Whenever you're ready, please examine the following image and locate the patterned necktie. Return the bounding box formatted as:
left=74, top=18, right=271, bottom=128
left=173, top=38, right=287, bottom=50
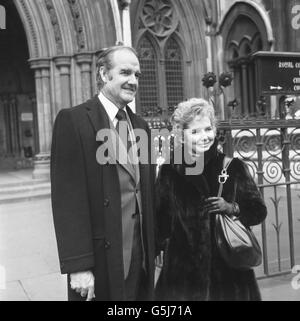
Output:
left=116, top=108, right=127, bottom=124
left=116, top=108, right=131, bottom=152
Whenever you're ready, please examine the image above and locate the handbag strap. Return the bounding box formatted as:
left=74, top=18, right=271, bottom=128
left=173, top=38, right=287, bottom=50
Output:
left=217, top=156, right=233, bottom=197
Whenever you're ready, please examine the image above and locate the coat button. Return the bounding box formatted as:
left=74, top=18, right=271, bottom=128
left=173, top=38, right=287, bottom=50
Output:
left=104, top=199, right=110, bottom=207
left=104, top=241, right=111, bottom=249
left=60, top=263, right=65, bottom=269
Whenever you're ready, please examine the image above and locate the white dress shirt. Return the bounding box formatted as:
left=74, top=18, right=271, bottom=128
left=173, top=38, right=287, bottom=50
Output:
left=98, top=92, right=129, bottom=127
left=98, top=92, right=137, bottom=163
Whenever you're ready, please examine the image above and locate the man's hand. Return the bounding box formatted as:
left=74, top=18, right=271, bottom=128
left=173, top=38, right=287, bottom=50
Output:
left=204, top=197, right=233, bottom=215
left=70, top=271, right=95, bottom=301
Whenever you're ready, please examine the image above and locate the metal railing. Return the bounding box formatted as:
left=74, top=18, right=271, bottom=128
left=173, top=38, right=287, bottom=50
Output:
left=218, top=119, right=300, bottom=278
left=153, top=117, right=300, bottom=278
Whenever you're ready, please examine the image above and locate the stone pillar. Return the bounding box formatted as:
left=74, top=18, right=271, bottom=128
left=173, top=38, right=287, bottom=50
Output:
left=54, top=56, right=72, bottom=109
left=75, top=52, right=93, bottom=102
left=205, top=25, right=213, bottom=73
left=0, top=94, right=20, bottom=156
left=247, top=64, right=255, bottom=115
left=110, top=0, right=123, bottom=44
left=9, top=95, right=20, bottom=156
left=119, top=0, right=136, bottom=112
left=241, top=61, right=249, bottom=116
left=29, top=94, right=39, bottom=155
left=119, top=0, right=132, bottom=46
left=29, top=58, right=52, bottom=180
left=1, top=95, right=12, bottom=156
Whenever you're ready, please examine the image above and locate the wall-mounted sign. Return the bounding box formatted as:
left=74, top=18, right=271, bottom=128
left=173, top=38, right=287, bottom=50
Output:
left=252, top=51, right=300, bottom=95
left=21, top=113, right=33, bottom=122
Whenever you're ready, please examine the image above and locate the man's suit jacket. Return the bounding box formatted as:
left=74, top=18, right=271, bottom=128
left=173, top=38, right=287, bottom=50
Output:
left=51, top=95, right=155, bottom=301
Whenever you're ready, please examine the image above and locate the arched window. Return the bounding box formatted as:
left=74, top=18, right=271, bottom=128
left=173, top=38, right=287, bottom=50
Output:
left=135, top=0, right=185, bottom=119
left=137, top=34, right=185, bottom=117
left=226, top=17, right=264, bottom=116
left=219, top=2, right=272, bottom=118
left=138, top=37, right=159, bottom=117
left=165, top=37, right=184, bottom=108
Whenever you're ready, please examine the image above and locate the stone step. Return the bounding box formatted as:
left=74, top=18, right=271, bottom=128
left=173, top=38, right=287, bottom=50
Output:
left=0, top=182, right=51, bottom=204
left=0, top=157, right=33, bottom=171
left=0, top=182, right=50, bottom=195
left=0, top=179, right=49, bottom=189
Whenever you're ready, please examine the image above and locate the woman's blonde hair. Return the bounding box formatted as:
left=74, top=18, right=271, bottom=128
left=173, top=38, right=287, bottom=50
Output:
left=171, top=98, right=217, bottom=139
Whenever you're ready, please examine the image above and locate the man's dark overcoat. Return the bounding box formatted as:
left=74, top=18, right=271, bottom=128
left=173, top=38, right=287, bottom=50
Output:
left=51, top=96, right=155, bottom=301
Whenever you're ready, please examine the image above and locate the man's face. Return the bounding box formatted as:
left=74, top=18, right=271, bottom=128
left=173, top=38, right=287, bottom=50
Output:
left=101, top=49, right=141, bottom=109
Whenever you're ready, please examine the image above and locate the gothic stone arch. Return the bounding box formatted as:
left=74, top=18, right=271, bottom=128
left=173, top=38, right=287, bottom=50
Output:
left=11, top=0, right=120, bottom=178
left=218, top=1, right=274, bottom=117
left=132, top=0, right=209, bottom=119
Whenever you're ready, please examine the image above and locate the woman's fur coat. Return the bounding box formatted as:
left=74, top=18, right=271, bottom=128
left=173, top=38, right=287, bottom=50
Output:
left=155, top=145, right=267, bottom=301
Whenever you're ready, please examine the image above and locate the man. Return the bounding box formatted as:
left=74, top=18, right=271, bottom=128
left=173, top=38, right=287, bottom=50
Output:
left=51, top=46, right=155, bottom=301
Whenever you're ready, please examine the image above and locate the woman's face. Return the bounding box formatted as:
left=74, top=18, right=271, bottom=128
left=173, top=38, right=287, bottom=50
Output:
left=184, top=115, right=216, bottom=157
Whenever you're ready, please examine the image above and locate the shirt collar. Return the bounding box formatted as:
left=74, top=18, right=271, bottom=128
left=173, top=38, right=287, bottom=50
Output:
left=98, top=92, right=127, bottom=123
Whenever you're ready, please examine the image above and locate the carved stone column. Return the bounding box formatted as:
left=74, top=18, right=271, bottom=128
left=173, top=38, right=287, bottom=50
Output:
left=119, top=0, right=137, bottom=111
left=9, top=95, right=20, bottom=156
left=119, top=0, right=132, bottom=46
left=1, top=95, right=12, bottom=156
left=29, top=58, right=52, bottom=180
left=29, top=94, right=39, bottom=154
left=75, top=52, right=93, bottom=102
left=54, top=56, right=72, bottom=109
left=241, top=60, right=249, bottom=116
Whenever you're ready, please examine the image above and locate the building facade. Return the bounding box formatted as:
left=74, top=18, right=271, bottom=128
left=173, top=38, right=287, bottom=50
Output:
left=0, top=0, right=298, bottom=178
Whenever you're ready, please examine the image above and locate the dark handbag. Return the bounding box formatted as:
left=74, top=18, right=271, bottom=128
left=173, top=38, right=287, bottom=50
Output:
left=214, top=157, right=262, bottom=270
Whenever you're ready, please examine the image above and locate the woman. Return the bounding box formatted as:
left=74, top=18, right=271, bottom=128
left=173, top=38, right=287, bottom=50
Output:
left=155, top=98, right=267, bottom=301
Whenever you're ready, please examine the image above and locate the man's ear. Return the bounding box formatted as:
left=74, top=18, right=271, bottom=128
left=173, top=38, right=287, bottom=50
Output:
left=99, top=66, right=108, bottom=83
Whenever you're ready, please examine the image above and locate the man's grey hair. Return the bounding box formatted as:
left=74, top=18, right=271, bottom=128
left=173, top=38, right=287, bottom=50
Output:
left=96, top=45, right=139, bottom=91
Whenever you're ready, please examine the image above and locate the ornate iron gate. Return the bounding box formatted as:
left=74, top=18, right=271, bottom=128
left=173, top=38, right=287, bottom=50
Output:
left=218, top=118, right=300, bottom=278
left=152, top=112, right=300, bottom=278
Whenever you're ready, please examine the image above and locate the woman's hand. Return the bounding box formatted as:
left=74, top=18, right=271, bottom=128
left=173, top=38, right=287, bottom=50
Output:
left=204, top=197, right=233, bottom=215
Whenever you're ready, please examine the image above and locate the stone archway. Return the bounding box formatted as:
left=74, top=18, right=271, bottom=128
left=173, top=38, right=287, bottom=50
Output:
left=8, top=0, right=120, bottom=179
left=218, top=1, right=274, bottom=117
left=132, top=0, right=209, bottom=120
left=0, top=0, right=36, bottom=170
left=218, top=1, right=274, bottom=56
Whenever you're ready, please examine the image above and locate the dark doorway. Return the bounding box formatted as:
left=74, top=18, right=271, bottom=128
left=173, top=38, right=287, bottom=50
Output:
left=0, top=0, right=37, bottom=170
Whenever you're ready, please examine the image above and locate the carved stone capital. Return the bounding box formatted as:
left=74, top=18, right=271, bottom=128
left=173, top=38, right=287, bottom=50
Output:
left=29, top=58, right=51, bottom=70
left=53, top=55, right=72, bottom=68
left=54, top=56, right=72, bottom=76
left=74, top=52, right=93, bottom=65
